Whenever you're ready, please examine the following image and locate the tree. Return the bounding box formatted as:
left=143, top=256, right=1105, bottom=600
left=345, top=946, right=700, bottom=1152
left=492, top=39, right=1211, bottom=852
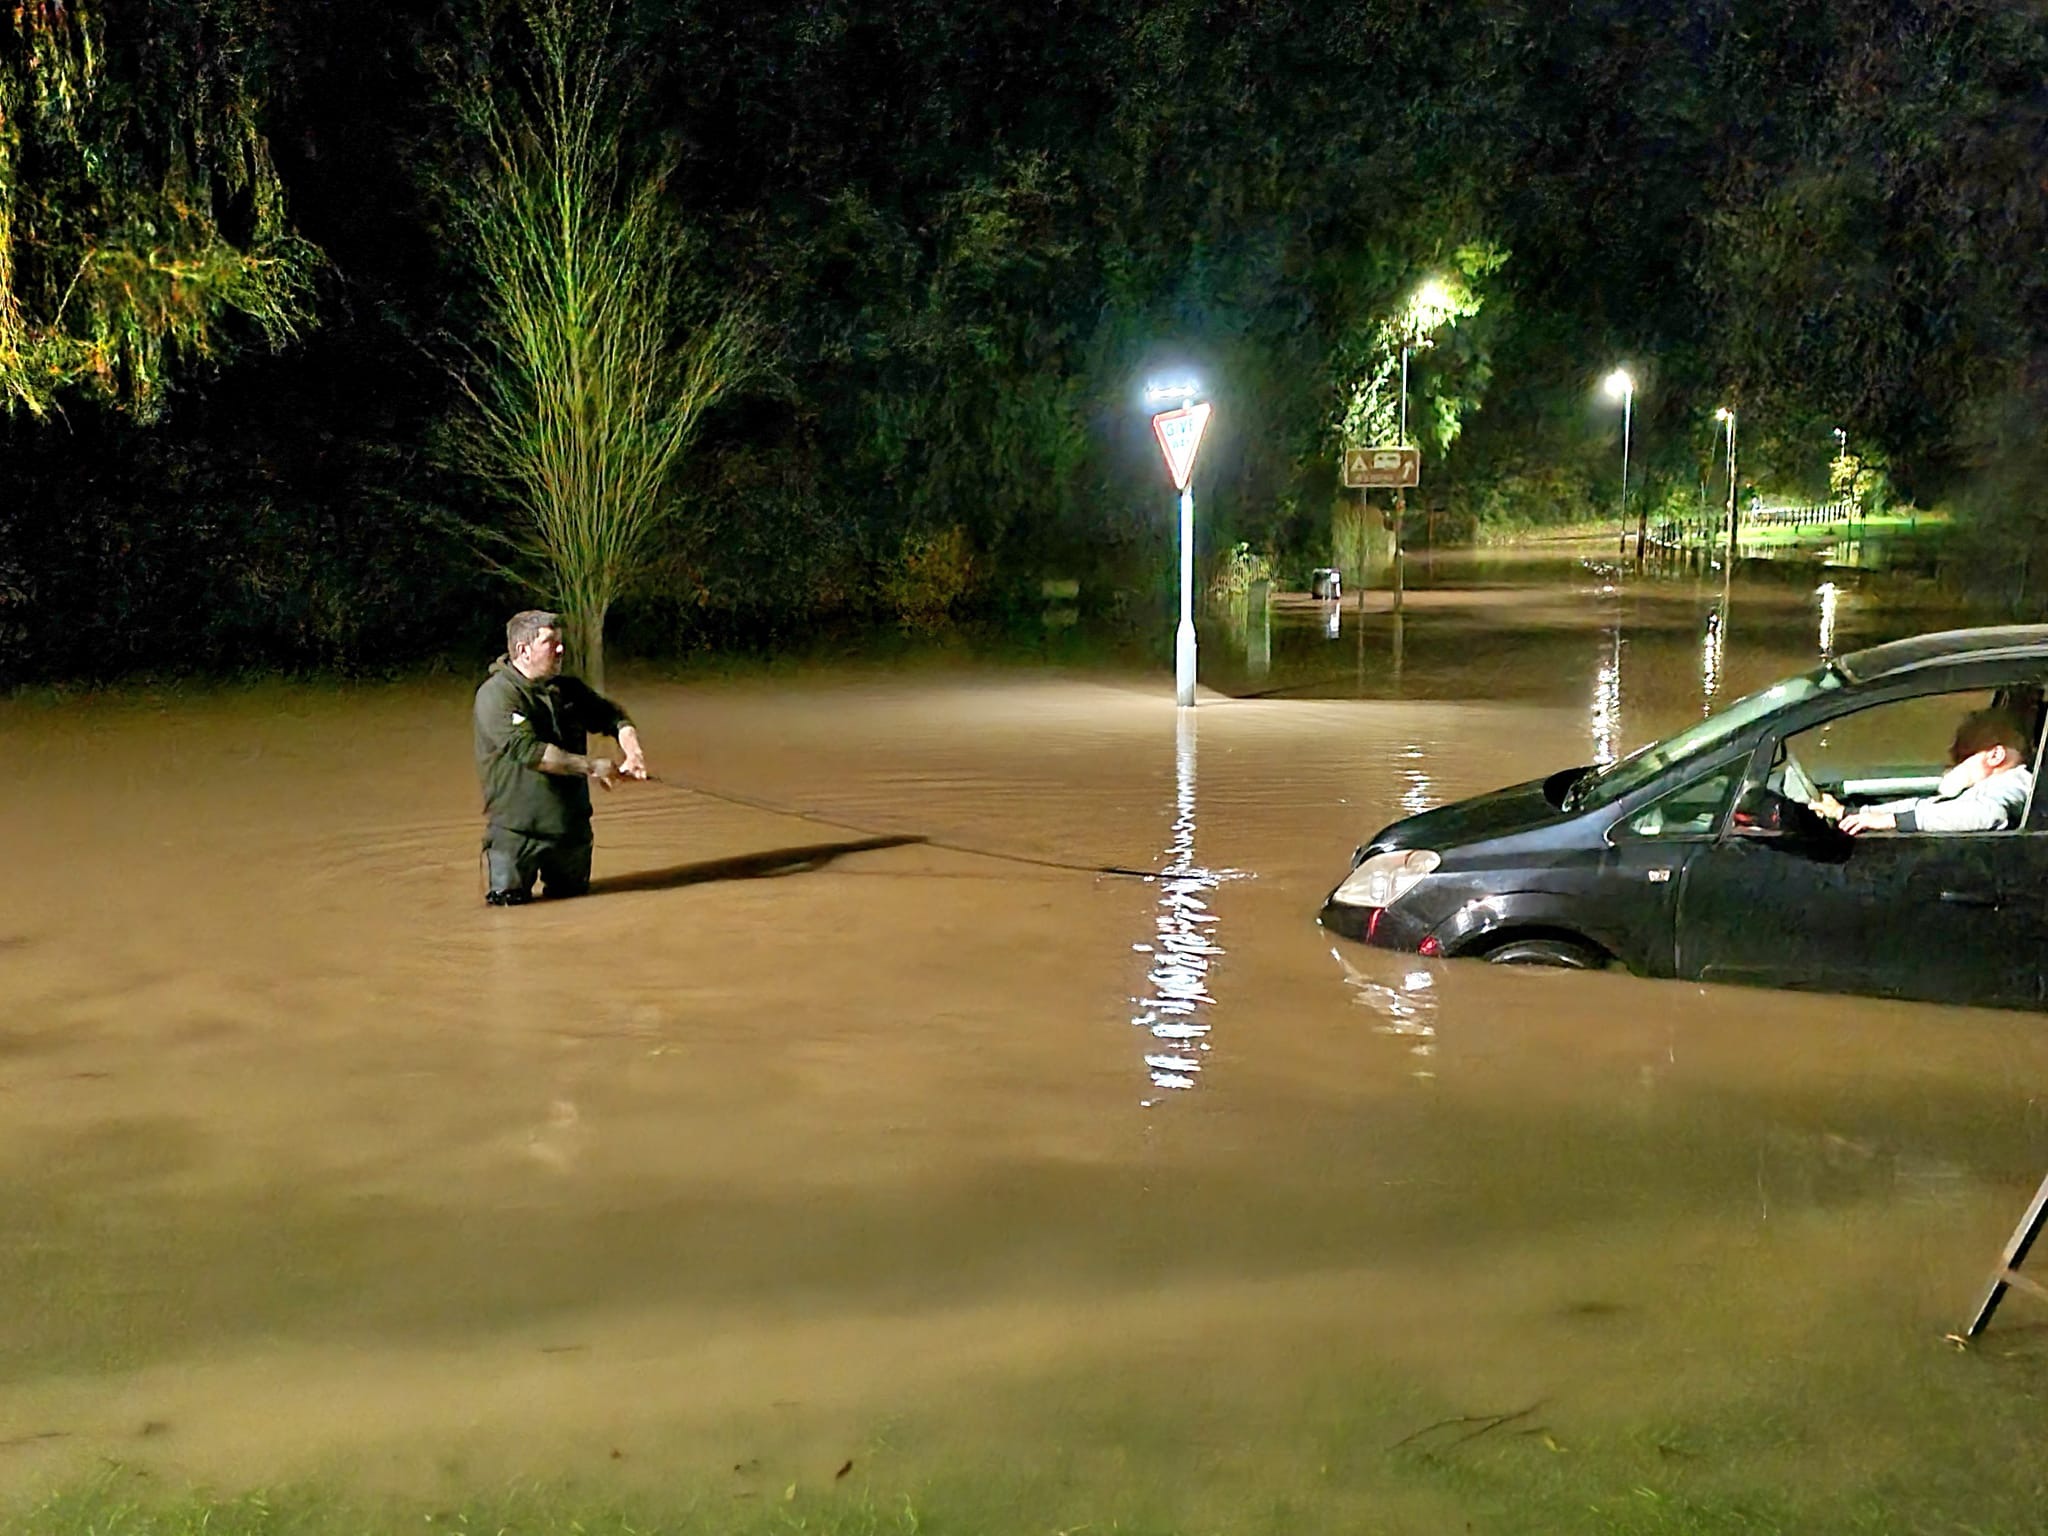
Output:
left=439, top=0, right=766, bottom=688
left=0, top=0, right=317, bottom=419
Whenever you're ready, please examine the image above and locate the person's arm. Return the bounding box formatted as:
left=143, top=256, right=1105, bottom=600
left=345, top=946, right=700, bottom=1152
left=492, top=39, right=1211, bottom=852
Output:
left=1844, top=778, right=2020, bottom=834
left=538, top=743, right=620, bottom=787
left=1892, top=776, right=2025, bottom=833
left=560, top=678, right=647, bottom=778
left=615, top=722, right=648, bottom=778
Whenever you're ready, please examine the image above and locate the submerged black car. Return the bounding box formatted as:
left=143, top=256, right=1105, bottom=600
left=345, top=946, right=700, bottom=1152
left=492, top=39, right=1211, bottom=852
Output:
left=1319, top=626, right=2048, bottom=1010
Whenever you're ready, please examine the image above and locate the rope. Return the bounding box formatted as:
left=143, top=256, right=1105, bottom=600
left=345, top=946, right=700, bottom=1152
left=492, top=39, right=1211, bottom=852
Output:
left=637, top=775, right=1171, bottom=880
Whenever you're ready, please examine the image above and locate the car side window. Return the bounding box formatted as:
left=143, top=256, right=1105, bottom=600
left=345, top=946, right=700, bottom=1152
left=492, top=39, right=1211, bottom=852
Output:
left=1776, top=688, right=2000, bottom=802
left=1615, top=759, right=1742, bottom=841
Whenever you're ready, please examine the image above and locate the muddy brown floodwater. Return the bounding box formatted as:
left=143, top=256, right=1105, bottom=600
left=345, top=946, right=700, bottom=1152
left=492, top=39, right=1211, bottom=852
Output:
left=5, top=550, right=2048, bottom=1531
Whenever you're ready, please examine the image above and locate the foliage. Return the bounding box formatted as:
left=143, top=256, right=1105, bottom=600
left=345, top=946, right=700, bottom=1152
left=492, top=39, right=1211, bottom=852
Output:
left=1333, top=248, right=1504, bottom=460
left=1206, top=541, right=1273, bottom=602
left=878, top=523, right=977, bottom=630
left=1457, top=459, right=1604, bottom=541
left=9, top=0, right=2048, bottom=680
left=435, top=0, right=768, bottom=687
left=1829, top=450, right=1891, bottom=517
left=0, top=0, right=318, bottom=420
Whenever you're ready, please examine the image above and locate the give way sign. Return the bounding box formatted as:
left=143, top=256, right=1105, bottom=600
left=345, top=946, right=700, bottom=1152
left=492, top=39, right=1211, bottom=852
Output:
left=1151, top=402, right=1212, bottom=491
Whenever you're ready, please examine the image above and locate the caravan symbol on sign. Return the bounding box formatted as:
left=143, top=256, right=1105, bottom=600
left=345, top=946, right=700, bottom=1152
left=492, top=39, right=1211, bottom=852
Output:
left=1342, top=447, right=1419, bottom=489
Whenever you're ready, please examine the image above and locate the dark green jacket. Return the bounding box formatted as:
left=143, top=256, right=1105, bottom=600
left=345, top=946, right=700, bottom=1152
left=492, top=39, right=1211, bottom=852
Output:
left=474, top=659, right=632, bottom=837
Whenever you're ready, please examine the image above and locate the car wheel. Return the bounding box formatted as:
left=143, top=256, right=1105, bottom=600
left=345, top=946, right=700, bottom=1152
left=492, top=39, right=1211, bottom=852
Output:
left=1482, top=936, right=1605, bottom=969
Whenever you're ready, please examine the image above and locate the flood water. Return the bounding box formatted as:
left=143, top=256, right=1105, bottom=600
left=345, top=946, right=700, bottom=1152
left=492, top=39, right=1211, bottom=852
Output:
left=5, top=548, right=2048, bottom=1531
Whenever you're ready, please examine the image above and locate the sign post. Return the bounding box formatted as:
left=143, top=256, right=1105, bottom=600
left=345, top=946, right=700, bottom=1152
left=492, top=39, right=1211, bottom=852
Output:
left=1149, top=388, right=1213, bottom=708
left=1342, top=446, right=1421, bottom=615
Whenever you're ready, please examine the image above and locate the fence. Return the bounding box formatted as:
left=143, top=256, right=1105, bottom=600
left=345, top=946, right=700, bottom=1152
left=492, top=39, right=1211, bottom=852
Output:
left=1649, top=499, right=1865, bottom=549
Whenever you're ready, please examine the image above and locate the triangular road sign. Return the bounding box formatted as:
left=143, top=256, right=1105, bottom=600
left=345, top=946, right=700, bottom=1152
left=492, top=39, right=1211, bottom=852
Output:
left=1151, top=402, right=1212, bottom=491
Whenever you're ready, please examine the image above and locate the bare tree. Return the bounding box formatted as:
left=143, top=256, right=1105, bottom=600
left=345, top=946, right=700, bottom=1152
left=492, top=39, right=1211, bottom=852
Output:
left=443, top=0, right=764, bottom=688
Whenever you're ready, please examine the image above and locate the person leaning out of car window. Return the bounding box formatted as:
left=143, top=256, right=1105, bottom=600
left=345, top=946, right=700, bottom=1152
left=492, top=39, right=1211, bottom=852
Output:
left=1815, top=708, right=2035, bottom=835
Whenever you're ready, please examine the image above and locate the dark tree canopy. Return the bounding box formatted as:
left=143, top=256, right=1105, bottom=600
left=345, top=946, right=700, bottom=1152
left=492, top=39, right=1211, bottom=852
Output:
left=4, top=0, right=2046, bottom=683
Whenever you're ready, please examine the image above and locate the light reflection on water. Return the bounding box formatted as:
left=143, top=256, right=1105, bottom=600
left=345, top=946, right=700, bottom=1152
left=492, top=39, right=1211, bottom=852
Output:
left=1128, top=713, right=1234, bottom=1099
left=1590, top=623, right=1624, bottom=766
left=1331, top=947, right=1440, bottom=1080
left=1700, top=601, right=1726, bottom=717
left=1398, top=742, right=1433, bottom=817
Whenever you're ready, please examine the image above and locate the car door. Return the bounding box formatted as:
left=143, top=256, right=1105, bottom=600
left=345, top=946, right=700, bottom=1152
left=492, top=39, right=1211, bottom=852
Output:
left=1597, top=753, right=1750, bottom=979
left=1673, top=809, right=1865, bottom=996
left=1677, top=694, right=2048, bottom=1008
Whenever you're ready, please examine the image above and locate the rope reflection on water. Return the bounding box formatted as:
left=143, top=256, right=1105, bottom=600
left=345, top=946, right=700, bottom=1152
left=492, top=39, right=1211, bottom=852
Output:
left=1129, top=713, right=1232, bottom=1098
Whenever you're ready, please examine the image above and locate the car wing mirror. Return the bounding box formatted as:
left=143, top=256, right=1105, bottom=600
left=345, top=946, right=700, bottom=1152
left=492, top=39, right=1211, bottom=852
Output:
left=1731, top=783, right=1792, bottom=837
left=1730, top=784, right=1849, bottom=859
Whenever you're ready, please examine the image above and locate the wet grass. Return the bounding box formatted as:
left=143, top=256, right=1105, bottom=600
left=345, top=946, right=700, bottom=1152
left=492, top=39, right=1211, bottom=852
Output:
left=15, top=1353, right=2048, bottom=1536
left=12, top=1452, right=2048, bottom=1536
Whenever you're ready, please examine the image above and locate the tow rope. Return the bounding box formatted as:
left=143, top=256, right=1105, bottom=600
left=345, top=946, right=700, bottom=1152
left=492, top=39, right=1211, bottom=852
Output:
left=639, top=775, right=1174, bottom=881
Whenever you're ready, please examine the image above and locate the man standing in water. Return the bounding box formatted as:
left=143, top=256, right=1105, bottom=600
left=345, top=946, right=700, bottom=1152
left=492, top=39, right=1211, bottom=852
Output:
left=475, top=610, right=649, bottom=905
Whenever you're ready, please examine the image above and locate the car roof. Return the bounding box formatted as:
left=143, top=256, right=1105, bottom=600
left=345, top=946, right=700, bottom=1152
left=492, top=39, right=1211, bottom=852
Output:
left=1835, top=625, right=2048, bottom=685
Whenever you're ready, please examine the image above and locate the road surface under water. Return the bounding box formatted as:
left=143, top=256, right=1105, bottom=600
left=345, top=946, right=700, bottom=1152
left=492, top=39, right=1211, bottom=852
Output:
left=4, top=549, right=2047, bottom=1531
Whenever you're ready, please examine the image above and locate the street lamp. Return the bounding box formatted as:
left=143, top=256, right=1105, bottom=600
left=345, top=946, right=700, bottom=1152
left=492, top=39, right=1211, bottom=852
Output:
left=1146, top=378, right=1212, bottom=708
left=1400, top=278, right=1455, bottom=446
left=1715, top=406, right=1738, bottom=562
left=1603, top=368, right=1636, bottom=556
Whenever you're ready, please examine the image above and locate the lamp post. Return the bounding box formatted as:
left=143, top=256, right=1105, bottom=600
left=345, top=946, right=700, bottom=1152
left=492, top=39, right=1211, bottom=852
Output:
left=1603, top=368, right=1636, bottom=557
left=1401, top=279, right=1452, bottom=447
left=1147, top=379, right=1213, bottom=708
left=1715, top=406, right=1738, bottom=563
left=1831, top=426, right=1848, bottom=511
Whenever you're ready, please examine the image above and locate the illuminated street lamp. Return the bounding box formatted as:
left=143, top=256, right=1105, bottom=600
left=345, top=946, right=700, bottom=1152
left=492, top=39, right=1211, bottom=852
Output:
left=1715, top=406, right=1738, bottom=561
left=1146, top=378, right=1213, bottom=708
left=1400, top=278, right=1455, bottom=444
left=1603, top=368, right=1636, bottom=556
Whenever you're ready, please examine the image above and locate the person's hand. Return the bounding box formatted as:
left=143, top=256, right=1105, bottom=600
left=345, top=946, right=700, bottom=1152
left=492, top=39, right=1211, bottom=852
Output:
left=587, top=757, right=621, bottom=791
left=616, top=725, right=649, bottom=780
left=1814, top=792, right=1844, bottom=821
left=1839, top=807, right=1894, bottom=835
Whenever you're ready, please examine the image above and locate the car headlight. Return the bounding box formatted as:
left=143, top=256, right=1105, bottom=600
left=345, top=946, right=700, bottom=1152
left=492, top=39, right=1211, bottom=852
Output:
left=1329, top=848, right=1441, bottom=909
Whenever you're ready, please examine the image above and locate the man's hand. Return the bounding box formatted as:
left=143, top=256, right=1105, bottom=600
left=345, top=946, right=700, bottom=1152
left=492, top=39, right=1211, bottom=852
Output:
left=1814, top=792, right=1844, bottom=821
left=587, top=757, right=621, bottom=791
left=616, top=723, right=649, bottom=780
left=1839, top=807, right=1895, bottom=835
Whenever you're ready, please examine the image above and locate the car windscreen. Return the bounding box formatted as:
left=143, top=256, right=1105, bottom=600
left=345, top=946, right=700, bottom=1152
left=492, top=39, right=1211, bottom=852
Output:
left=1567, top=666, right=1842, bottom=811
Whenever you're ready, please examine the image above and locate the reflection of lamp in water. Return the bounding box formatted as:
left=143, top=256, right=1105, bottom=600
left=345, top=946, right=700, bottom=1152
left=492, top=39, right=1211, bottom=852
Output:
left=1129, top=713, right=1227, bottom=1098
left=1591, top=625, right=1623, bottom=765
left=1700, top=606, right=1724, bottom=717
left=1399, top=742, right=1433, bottom=816
left=1816, top=581, right=1840, bottom=657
